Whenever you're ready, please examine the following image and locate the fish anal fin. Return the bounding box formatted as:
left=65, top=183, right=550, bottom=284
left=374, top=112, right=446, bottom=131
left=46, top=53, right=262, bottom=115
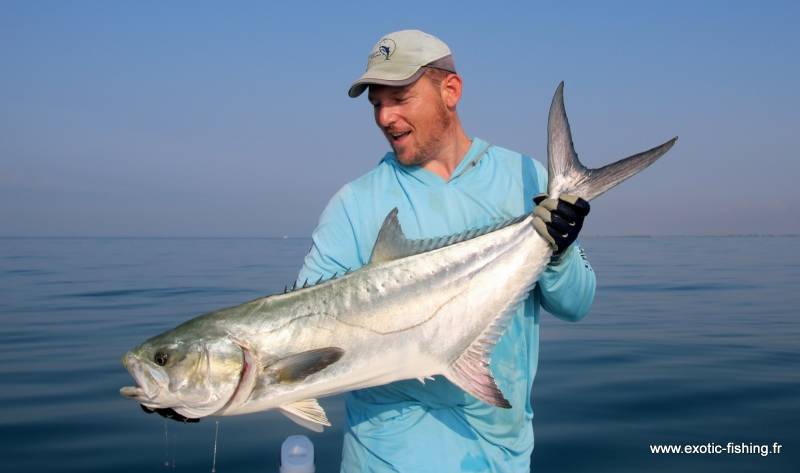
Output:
left=444, top=257, right=547, bottom=409
left=279, top=398, right=331, bottom=432
left=446, top=349, right=511, bottom=409
left=266, top=347, right=344, bottom=384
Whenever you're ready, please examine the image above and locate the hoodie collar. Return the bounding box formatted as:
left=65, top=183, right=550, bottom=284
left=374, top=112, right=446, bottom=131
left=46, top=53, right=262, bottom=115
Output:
left=382, top=137, right=490, bottom=186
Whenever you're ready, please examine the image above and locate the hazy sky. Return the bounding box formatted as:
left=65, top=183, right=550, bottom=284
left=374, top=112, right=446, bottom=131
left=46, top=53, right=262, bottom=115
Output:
left=1, top=1, right=798, bottom=237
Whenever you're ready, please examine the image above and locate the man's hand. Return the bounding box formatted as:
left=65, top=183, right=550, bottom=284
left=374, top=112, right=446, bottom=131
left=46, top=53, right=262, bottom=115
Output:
left=533, top=194, right=590, bottom=257
left=140, top=404, right=200, bottom=423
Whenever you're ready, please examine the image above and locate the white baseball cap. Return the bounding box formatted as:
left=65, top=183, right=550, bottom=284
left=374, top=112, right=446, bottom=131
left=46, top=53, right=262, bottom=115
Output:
left=348, top=29, right=456, bottom=98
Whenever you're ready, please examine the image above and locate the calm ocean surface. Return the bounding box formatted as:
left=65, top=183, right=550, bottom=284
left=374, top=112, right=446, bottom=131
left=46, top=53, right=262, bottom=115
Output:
left=1, top=236, right=798, bottom=472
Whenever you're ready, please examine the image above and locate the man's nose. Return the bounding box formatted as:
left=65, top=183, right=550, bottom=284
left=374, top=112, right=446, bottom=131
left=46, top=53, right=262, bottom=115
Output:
left=375, top=105, right=395, bottom=128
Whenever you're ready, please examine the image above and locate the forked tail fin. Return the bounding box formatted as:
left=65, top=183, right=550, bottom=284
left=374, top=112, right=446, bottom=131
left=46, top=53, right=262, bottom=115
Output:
left=547, top=82, right=677, bottom=201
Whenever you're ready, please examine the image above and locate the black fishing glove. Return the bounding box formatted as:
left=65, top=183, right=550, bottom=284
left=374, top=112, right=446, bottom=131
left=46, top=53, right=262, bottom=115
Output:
left=140, top=404, right=200, bottom=423
left=533, top=193, right=590, bottom=257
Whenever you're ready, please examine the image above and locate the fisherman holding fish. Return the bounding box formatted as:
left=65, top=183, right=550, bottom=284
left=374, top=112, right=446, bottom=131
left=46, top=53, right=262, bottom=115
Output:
left=121, top=27, right=675, bottom=471
left=298, top=30, right=596, bottom=472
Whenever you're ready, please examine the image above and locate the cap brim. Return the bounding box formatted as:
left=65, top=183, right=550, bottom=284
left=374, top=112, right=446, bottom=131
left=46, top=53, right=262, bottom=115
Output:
left=347, top=66, right=425, bottom=98
left=348, top=67, right=428, bottom=97
left=347, top=55, right=457, bottom=98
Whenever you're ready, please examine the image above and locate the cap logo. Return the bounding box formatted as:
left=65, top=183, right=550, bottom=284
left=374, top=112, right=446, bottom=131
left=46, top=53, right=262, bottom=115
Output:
left=373, top=38, right=396, bottom=61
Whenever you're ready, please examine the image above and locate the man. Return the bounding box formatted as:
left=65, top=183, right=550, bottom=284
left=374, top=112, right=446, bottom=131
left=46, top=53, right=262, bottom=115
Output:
left=297, top=30, right=595, bottom=472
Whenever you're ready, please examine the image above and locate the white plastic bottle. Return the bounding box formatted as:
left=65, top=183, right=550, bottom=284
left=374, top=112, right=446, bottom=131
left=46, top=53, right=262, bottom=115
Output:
left=280, top=435, right=315, bottom=473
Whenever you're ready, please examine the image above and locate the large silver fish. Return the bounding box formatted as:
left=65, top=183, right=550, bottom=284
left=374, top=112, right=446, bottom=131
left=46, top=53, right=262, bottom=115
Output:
left=120, top=83, right=676, bottom=431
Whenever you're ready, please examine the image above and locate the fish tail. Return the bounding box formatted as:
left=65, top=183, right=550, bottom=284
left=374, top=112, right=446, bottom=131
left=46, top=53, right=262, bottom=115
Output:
left=545, top=82, right=677, bottom=201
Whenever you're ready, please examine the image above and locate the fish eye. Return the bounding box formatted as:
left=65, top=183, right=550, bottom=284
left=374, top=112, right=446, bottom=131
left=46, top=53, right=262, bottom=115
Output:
left=154, top=351, right=169, bottom=366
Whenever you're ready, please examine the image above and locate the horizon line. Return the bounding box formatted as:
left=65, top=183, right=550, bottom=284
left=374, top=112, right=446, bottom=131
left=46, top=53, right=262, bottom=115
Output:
left=1, top=234, right=798, bottom=240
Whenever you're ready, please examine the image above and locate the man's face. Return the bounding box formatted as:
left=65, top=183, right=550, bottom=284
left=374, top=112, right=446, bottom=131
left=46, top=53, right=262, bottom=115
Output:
left=368, top=73, right=452, bottom=167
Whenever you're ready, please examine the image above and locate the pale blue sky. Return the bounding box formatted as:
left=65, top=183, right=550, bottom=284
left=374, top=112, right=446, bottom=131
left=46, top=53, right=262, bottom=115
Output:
left=1, top=1, right=798, bottom=236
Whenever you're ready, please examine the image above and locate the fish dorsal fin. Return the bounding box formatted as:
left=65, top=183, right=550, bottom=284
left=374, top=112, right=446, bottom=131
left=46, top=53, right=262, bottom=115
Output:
left=265, top=347, right=345, bottom=384
left=369, top=208, right=529, bottom=264
left=279, top=399, right=331, bottom=432
left=369, top=208, right=410, bottom=263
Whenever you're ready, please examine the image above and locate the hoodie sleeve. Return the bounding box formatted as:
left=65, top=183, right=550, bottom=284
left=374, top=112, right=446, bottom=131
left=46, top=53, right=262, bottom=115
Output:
left=297, top=186, right=364, bottom=286
left=537, top=243, right=596, bottom=321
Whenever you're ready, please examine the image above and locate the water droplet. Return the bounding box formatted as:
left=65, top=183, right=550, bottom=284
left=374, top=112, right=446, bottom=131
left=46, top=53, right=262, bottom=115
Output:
left=163, top=419, right=170, bottom=468
left=210, top=421, right=220, bottom=472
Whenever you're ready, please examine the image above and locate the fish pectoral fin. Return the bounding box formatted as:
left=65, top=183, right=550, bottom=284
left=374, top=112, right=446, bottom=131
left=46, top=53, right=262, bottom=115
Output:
left=446, top=350, right=511, bottom=409
left=278, top=399, right=331, bottom=432
left=265, top=347, right=345, bottom=384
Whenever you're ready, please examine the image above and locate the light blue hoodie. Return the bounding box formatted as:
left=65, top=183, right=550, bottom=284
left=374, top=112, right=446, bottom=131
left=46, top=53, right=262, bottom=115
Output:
left=297, top=137, right=596, bottom=472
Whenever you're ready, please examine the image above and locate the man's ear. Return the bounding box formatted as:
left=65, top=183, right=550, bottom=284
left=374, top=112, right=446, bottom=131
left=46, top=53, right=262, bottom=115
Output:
left=441, top=73, right=463, bottom=109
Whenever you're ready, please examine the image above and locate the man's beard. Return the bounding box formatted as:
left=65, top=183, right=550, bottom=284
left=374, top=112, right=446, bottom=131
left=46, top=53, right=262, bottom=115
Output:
left=394, top=102, right=452, bottom=167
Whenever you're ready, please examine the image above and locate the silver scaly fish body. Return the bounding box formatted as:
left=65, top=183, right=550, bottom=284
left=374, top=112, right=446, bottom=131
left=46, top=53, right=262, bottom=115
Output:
left=216, top=214, right=547, bottom=416
left=121, top=83, right=677, bottom=431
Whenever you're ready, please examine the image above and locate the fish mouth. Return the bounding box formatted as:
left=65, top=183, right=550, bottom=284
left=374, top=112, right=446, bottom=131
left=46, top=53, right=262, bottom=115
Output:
left=119, top=352, right=161, bottom=405
left=119, top=382, right=158, bottom=405
left=120, top=385, right=147, bottom=399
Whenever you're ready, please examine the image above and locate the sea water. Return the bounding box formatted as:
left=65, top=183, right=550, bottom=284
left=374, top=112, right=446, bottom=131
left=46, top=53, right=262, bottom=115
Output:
left=0, top=236, right=797, bottom=472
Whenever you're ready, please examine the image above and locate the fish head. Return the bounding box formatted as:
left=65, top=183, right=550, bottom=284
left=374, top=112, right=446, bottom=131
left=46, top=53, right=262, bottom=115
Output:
left=120, top=328, right=244, bottom=419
